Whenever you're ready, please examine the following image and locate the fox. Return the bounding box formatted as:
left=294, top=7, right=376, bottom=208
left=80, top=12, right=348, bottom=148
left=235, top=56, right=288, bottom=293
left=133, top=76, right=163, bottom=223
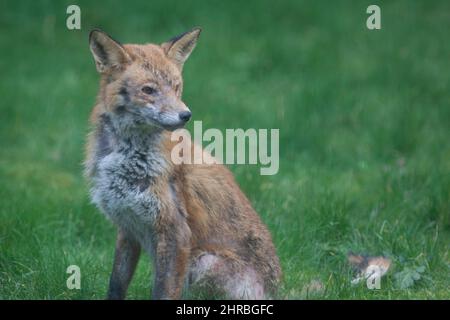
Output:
left=84, top=27, right=282, bottom=300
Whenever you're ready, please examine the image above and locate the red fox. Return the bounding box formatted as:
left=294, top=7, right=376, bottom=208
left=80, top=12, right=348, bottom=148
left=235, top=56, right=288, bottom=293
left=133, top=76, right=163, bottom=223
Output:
left=84, top=27, right=281, bottom=299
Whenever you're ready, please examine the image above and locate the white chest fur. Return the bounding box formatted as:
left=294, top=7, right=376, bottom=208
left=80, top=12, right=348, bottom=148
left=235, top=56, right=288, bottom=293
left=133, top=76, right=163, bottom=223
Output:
left=90, top=144, right=167, bottom=232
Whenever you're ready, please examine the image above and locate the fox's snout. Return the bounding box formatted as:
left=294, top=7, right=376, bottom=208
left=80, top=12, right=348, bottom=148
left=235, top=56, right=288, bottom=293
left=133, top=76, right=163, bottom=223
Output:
left=170, top=99, right=192, bottom=124
left=142, top=94, right=192, bottom=130
left=133, top=90, right=190, bottom=130
left=159, top=108, right=192, bottom=130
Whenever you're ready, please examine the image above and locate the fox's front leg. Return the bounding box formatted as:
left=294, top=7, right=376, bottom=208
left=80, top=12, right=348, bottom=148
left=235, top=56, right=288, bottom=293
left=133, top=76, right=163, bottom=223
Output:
left=107, top=229, right=141, bottom=300
left=152, top=218, right=191, bottom=300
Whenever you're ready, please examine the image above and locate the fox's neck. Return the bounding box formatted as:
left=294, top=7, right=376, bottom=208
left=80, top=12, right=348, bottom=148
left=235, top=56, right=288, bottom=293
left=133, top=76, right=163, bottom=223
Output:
left=99, top=113, right=165, bottom=155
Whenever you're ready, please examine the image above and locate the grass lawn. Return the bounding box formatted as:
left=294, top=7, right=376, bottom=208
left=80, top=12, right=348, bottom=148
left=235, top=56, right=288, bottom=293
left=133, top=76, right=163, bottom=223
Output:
left=0, top=0, right=449, bottom=299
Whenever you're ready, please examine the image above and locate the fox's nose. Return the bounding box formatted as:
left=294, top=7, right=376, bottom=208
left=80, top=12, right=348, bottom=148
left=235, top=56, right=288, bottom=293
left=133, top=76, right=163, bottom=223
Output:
left=179, top=111, right=192, bottom=122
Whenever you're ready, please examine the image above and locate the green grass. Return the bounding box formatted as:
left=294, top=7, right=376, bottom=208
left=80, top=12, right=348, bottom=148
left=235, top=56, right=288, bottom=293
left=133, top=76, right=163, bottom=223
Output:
left=0, top=0, right=449, bottom=299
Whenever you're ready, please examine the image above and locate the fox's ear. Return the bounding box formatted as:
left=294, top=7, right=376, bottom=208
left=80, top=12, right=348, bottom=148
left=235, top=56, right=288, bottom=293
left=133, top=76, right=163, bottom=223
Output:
left=89, top=29, right=131, bottom=73
left=162, top=27, right=201, bottom=70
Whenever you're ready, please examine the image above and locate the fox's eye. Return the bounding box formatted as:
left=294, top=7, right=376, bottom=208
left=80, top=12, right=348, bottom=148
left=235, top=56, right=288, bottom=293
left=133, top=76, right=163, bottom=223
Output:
left=142, top=86, right=157, bottom=95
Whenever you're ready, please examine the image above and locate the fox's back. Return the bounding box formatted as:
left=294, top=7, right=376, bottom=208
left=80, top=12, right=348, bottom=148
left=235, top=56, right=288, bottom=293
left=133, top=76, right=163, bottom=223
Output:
left=162, top=134, right=281, bottom=291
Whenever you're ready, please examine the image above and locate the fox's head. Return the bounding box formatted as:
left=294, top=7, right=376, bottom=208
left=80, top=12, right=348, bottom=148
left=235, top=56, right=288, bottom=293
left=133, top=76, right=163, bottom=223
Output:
left=89, top=28, right=201, bottom=131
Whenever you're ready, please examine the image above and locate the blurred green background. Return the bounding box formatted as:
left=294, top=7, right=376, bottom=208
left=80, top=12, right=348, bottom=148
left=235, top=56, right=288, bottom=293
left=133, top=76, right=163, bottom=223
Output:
left=0, top=0, right=449, bottom=299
